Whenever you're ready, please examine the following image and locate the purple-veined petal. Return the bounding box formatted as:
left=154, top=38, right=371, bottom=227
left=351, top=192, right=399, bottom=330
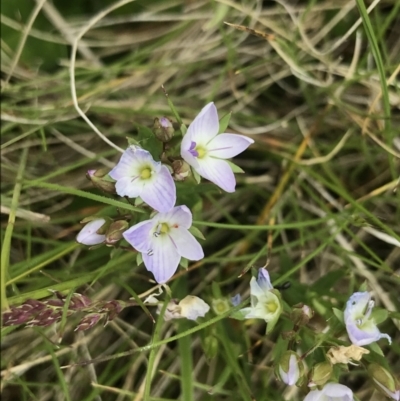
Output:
left=123, top=220, right=154, bottom=252
left=207, top=134, right=254, bottom=159
left=76, top=219, right=106, bottom=245
left=195, top=157, right=236, bottom=192
left=109, top=147, right=141, bottom=180
left=187, top=102, right=219, bottom=143
left=115, top=176, right=143, bottom=198
left=161, top=205, right=192, bottom=229
left=168, top=227, right=204, bottom=260
left=257, top=268, right=273, bottom=291
left=345, top=320, right=390, bottom=346
left=140, top=165, right=176, bottom=212
left=143, top=235, right=181, bottom=283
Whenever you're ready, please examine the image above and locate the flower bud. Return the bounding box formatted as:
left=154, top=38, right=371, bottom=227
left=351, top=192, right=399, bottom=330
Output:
left=172, top=160, right=191, bottom=181
left=203, top=335, right=219, bottom=361
left=290, top=303, right=314, bottom=326
left=368, top=363, right=400, bottom=400
left=212, top=298, right=231, bottom=315
left=308, top=361, right=333, bottom=388
left=275, top=351, right=304, bottom=386
left=105, top=220, right=129, bottom=244
left=76, top=218, right=108, bottom=246
left=86, top=168, right=116, bottom=194
left=153, top=117, right=174, bottom=142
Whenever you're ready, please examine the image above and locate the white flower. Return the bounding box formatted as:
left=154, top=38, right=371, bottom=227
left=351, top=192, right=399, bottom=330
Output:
left=76, top=219, right=106, bottom=245
left=109, top=147, right=176, bottom=212
left=181, top=102, right=253, bottom=192
left=344, top=292, right=391, bottom=346
left=304, top=383, right=354, bottom=401
left=234, top=269, right=282, bottom=333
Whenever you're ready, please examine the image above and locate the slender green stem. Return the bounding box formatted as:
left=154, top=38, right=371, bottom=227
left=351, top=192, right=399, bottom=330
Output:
left=1, top=147, right=28, bottom=311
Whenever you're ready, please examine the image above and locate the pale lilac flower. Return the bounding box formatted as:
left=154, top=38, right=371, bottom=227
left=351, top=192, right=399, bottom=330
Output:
left=181, top=102, right=254, bottom=192
left=238, top=269, right=282, bottom=329
left=344, top=292, right=391, bottom=346
left=109, top=147, right=176, bottom=212
left=123, top=205, right=204, bottom=283
left=304, top=383, right=354, bottom=401
left=76, top=219, right=106, bottom=245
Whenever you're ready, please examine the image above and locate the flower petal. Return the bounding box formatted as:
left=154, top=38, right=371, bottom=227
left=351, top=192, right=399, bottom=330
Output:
left=181, top=132, right=200, bottom=169
left=162, top=205, right=193, bottom=229
left=143, top=236, right=180, bottom=283
left=207, top=134, right=253, bottom=159
left=324, top=383, right=353, bottom=398
left=169, top=227, right=204, bottom=260
left=76, top=219, right=106, bottom=245
left=303, top=388, right=322, bottom=401
left=187, top=102, right=219, bottom=143
left=257, top=268, right=273, bottom=291
left=344, top=292, right=370, bottom=321
left=123, top=220, right=154, bottom=252
left=115, top=176, right=143, bottom=198
left=249, top=277, right=265, bottom=299
left=195, top=157, right=236, bottom=192
left=109, top=147, right=141, bottom=180
left=140, top=165, right=176, bottom=212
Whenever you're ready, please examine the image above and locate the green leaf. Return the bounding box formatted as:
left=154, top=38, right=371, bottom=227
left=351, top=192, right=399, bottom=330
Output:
left=180, top=257, right=188, bottom=269
left=367, top=342, right=384, bottom=356
left=127, top=137, right=139, bottom=147
left=189, top=226, right=205, bottom=240
left=358, top=281, right=368, bottom=292
left=226, top=160, right=245, bottom=174
left=218, top=111, right=232, bottom=134
left=136, top=252, right=143, bottom=266
left=371, top=308, right=388, bottom=325
left=137, top=125, right=162, bottom=160
left=332, top=308, right=344, bottom=324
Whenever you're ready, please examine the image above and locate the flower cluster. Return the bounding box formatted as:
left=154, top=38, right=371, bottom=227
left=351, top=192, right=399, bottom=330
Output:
left=77, top=102, right=253, bottom=283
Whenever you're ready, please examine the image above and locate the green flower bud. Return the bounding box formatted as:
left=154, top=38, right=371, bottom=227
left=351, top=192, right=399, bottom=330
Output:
left=172, top=160, right=191, bottom=181
left=87, top=169, right=116, bottom=194
left=308, top=361, right=333, bottom=388
left=212, top=298, right=231, bottom=316
left=275, top=351, right=305, bottom=386
left=203, top=335, right=219, bottom=361
left=105, top=220, right=129, bottom=244
left=368, top=363, right=399, bottom=400
left=153, top=117, right=174, bottom=142
left=290, top=303, right=314, bottom=326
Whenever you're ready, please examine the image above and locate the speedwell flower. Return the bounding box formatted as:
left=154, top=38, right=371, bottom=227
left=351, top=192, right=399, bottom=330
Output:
left=344, top=292, right=391, bottom=346
left=304, top=383, right=354, bottom=401
left=76, top=218, right=107, bottom=245
left=123, top=205, right=204, bottom=283
left=109, top=147, right=176, bottom=212
left=237, top=268, right=282, bottom=332
left=181, top=102, right=254, bottom=192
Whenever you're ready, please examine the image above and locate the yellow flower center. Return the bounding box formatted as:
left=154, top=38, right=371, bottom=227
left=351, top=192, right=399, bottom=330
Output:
left=140, top=167, right=152, bottom=179
left=266, top=301, right=278, bottom=313
left=196, top=146, right=206, bottom=159
left=160, top=223, right=170, bottom=234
